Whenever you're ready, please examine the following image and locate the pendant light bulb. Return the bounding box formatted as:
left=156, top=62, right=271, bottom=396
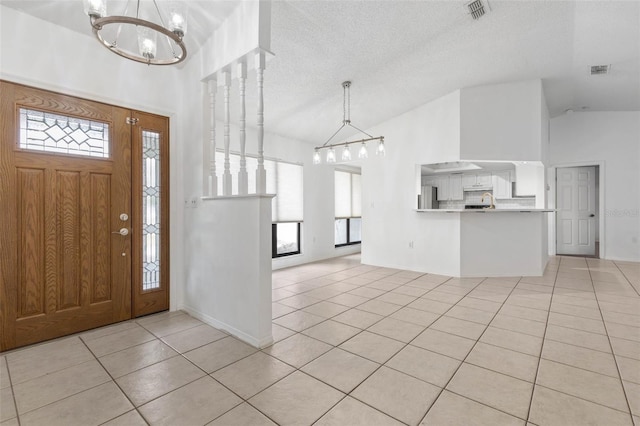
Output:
left=313, top=149, right=321, bottom=165
left=376, top=139, right=386, bottom=157
left=341, top=144, right=352, bottom=161
left=326, top=147, right=336, bottom=163
left=358, top=142, right=368, bottom=159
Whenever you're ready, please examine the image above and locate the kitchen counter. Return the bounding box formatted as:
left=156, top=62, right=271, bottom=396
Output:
left=413, top=210, right=550, bottom=277
left=415, top=209, right=554, bottom=213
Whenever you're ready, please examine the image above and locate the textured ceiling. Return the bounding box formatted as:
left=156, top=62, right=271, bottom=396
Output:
left=2, top=0, right=639, bottom=146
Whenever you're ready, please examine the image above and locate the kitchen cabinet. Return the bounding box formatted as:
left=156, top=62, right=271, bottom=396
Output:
left=435, top=176, right=449, bottom=201
left=493, top=171, right=513, bottom=199
left=435, top=174, right=463, bottom=201
left=476, top=173, right=492, bottom=186
left=422, top=176, right=437, bottom=187
left=450, top=174, right=463, bottom=200
left=462, top=172, right=492, bottom=188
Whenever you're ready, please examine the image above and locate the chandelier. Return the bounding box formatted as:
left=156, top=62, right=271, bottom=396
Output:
left=313, top=81, right=385, bottom=165
left=83, top=0, right=188, bottom=65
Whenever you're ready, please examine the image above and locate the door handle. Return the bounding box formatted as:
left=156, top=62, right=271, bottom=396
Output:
left=112, top=228, right=130, bottom=236
left=589, top=214, right=595, bottom=217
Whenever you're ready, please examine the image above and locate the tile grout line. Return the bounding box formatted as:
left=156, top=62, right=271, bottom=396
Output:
left=264, top=268, right=463, bottom=426
left=416, top=274, right=538, bottom=424
left=522, top=256, right=561, bottom=423
left=586, top=260, right=637, bottom=425
left=78, top=336, right=151, bottom=426
left=3, top=355, right=21, bottom=426
left=611, top=260, right=640, bottom=298
left=263, top=262, right=427, bottom=425
left=309, top=271, right=466, bottom=425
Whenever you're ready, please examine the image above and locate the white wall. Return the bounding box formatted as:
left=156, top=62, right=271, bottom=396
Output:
left=361, top=91, right=462, bottom=273
left=182, top=196, right=273, bottom=347
left=460, top=79, right=544, bottom=162
left=550, top=112, right=640, bottom=262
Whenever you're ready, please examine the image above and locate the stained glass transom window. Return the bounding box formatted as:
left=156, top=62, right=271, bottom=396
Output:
left=19, top=108, right=110, bottom=158
left=142, top=130, right=161, bottom=291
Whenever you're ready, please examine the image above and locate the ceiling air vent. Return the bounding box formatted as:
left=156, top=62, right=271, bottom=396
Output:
left=466, top=0, right=488, bottom=20
left=590, top=65, right=610, bottom=75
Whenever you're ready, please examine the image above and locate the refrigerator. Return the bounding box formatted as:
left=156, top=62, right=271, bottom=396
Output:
left=418, top=185, right=438, bottom=209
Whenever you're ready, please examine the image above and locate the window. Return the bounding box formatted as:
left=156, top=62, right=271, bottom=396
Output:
left=214, top=151, right=303, bottom=257
left=141, top=130, right=161, bottom=291
left=268, top=159, right=303, bottom=257
left=335, top=170, right=362, bottom=246
left=19, top=107, right=110, bottom=158
left=272, top=222, right=301, bottom=257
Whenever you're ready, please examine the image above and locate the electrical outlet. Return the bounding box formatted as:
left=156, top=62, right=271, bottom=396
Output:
left=191, top=197, right=199, bottom=208
left=184, top=199, right=190, bottom=209
left=409, top=241, right=414, bottom=248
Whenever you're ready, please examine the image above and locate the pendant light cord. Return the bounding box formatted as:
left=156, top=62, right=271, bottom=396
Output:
left=321, top=81, right=373, bottom=147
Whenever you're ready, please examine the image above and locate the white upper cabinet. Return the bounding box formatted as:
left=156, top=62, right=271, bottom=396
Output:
left=449, top=174, right=463, bottom=200
left=462, top=174, right=476, bottom=187
left=493, top=171, right=513, bottom=199
left=435, top=176, right=450, bottom=201
left=476, top=173, right=492, bottom=186
left=462, top=172, right=492, bottom=188
left=434, top=174, right=463, bottom=201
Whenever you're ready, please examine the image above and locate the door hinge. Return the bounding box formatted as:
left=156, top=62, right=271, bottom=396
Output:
left=126, top=117, right=139, bottom=125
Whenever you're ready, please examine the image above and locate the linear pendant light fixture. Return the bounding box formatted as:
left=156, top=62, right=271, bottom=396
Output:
left=83, top=0, right=187, bottom=65
left=313, top=81, right=385, bottom=165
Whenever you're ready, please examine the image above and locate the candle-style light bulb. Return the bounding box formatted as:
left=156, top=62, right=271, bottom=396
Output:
left=137, top=27, right=157, bottom=60
left=358, top=142, right=368, bottom=159
left=168, top=2, right=187, bottom=37
left=326, top=147, right=336, bottom=163
left=341, top=144, right=351, bottom=161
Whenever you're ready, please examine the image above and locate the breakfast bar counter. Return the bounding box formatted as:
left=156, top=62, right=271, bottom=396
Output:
left=414, top=209, right=552, bottom=277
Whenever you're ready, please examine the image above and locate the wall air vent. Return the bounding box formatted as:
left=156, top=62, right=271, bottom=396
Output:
left=590, top=65, right=610, bottom=75
left=466, top=0, right=488, bottom=20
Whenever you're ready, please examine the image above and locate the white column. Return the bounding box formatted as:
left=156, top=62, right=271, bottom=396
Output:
left=222, top=71, right=232, bottom=196
left=237, top=62, right=248, bottom=195
left=255, top=52, right=267, bottom=194
left=207, top=78, right=218, bottom=197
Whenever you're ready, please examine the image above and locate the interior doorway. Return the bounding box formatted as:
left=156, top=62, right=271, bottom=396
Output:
left=0, top=81, right=170, bottom=351
left=556, top=165, right=599, bottom=257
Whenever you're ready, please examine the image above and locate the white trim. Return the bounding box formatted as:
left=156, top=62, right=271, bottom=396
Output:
left=202, top=194, right=276, bottom=201
left=180, top=304, right=274, bottom=349
left=550, top=161, right=606, bottom=259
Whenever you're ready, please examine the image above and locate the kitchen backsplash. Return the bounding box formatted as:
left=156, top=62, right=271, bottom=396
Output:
left=439, top=191, right=535, bottom=209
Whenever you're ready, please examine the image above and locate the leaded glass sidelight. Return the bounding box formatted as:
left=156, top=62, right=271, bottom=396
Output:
left=142, top=130, right=161, bottom=291
left=19, top=108, right=110, bottom=158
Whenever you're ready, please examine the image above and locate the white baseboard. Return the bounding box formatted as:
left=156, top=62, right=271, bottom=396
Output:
left=179, top=304, right=274, bottom=349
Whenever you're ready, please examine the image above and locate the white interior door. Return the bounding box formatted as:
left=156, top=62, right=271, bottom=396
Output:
left=556, top=166, right=596, bottom=256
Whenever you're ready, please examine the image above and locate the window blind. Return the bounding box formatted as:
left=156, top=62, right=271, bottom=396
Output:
left=335, top=170, right=361, bottom=218
left=215, top=151, right=303, bottom=223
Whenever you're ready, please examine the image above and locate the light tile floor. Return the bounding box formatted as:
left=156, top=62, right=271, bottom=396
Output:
left=1, top=255, right=639, bottom=425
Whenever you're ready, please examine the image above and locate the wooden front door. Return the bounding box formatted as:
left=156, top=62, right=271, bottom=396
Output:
left=0, top=82, right=169, bottom=351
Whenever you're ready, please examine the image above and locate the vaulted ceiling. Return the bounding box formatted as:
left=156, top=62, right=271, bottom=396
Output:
left=2, top=0, right=639, bottom=145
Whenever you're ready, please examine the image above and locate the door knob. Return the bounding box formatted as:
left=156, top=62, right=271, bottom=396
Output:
left=112, top=228, right=129, bottom=236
